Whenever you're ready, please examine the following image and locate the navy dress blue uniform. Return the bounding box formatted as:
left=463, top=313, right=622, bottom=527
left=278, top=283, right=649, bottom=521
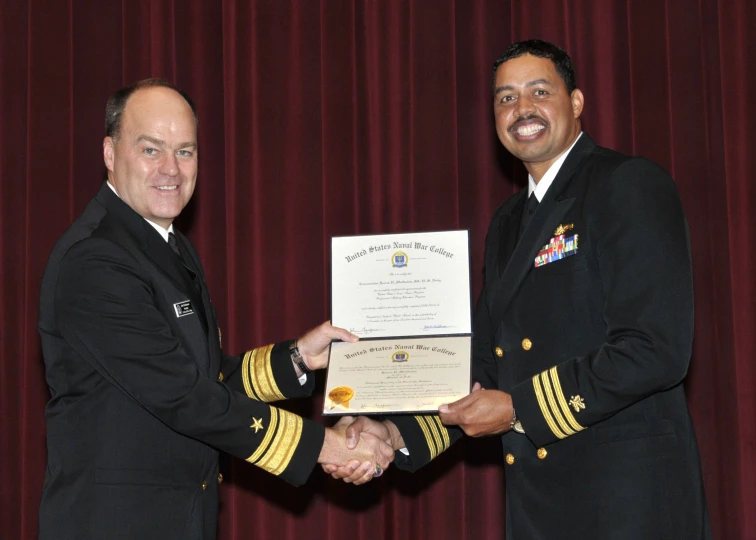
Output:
left=392, top=135, right=712, bottom=539
left=38, top=184, right=324, bottom=539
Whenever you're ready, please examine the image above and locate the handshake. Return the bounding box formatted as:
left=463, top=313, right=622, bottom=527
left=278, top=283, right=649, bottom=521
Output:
left=316, top=416, right=405, bottom=486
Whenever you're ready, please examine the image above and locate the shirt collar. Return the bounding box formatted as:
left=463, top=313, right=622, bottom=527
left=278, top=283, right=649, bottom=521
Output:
left=106, top=181, right=174, bottom=242
left=528, top=131, right=583, bottom=202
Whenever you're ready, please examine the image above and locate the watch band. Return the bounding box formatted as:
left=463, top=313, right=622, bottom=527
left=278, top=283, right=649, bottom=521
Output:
left=289, top=340, right=311, bottom=374
left=511, top=407, right=525, bottom=434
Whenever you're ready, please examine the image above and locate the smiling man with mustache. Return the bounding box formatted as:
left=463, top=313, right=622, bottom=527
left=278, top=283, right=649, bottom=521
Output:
left=330, top=39, right=711, bottom=539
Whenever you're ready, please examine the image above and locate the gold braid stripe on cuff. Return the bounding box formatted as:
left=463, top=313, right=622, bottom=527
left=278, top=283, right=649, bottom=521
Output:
left=247, top=407, right=279, bottom=463
left=433, top=416, right=450, bottom=449
left=533, top=374, right=567, bottom=439
left=241, top=345, right=286, bottom=402
left=242, top=350, right=259, bottom=400
left=541, top=372, right=576, bottom=436
left=414, top=415, right=450, bottom=460
left=549, top=367, right=585, bottom=432
left=255, top=409, right=303, bottom=476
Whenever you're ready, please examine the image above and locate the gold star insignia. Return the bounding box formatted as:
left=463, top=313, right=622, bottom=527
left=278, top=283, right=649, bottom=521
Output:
left=250, top=417, right=264, bottom=433
left=569, top=395, right=585, bottom=413
left=554, top=223, right=574, bottom=236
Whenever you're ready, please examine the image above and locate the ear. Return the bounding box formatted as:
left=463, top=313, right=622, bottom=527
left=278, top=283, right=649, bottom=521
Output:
left=570, top=89, right=584, bottom=119
left=103, top=137, right=115, bottom=172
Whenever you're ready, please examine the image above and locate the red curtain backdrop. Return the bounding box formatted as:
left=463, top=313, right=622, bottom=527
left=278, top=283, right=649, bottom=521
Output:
left=1, top=1, right=753, bottom=538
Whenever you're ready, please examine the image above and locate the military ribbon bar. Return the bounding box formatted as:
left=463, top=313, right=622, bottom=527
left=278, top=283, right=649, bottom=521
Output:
left=534, top=234, right=579, bottom=267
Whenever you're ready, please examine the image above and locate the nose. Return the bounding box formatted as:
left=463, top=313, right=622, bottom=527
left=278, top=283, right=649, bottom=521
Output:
left=160, top=153, right=179, bottom=176
left=514, top=94, right=535, bottom=118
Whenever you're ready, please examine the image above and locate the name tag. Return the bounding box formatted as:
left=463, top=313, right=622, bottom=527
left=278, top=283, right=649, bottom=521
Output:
left=173, top=300, right=194, bottom=318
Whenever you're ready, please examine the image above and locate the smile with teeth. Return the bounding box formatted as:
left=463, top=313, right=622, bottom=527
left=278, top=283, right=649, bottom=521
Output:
left=156, top=186, right=178, bottom=191
left=515, top=124, right=546, bottom=136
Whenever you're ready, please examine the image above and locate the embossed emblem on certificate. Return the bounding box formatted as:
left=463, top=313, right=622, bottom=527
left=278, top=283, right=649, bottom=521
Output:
left=392, top=350, right=409, bottom=362
left=392, top=251, right=408, bottom=268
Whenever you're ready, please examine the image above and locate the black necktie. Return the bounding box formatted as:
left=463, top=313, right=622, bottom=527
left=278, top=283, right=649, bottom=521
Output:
left=519, top=193, right=539, bottom=239
left=168, top=232, right=199, bottom=287
left=167, top=232, right=183, bottom=259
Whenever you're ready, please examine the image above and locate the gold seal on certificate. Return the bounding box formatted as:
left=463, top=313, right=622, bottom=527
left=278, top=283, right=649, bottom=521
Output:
left=326, top=230, right=473, bottom=415
left=327, top=386, right=355, bottom=410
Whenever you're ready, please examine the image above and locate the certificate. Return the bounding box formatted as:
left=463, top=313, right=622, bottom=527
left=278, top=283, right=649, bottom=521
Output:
left=324, top=336, right=471, bottom=415
left=326, top=230, right=472, bottom=415
left=331, top=230, right=471, bottom=338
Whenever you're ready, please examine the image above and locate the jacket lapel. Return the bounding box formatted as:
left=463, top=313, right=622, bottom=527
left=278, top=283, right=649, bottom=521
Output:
left=487, top=135, right=596, bottom=324
left=175, top=231, right=221, bottom=375
left=497, top=191, right=527, bottom=277
left=95, top=184, right=211, bottom=373
left=95, top=185, right=200, bottom=300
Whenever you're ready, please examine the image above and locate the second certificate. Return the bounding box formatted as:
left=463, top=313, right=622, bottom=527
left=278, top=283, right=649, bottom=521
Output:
left=324, top=336, right=471, bottom=415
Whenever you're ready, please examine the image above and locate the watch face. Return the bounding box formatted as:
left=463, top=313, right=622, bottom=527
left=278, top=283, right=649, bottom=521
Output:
left=513, top=421, right=525, bottom=434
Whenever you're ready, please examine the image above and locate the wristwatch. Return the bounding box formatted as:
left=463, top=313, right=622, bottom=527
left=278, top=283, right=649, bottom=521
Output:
left=289, top=340, right=311, bottom=374
left=511, top=407, right=525, bottom=434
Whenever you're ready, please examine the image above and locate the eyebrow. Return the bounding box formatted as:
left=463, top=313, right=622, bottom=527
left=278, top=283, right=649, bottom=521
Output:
left=136, top=135, right=197, bottom=149
left=494, top=79, right=556, bottom=96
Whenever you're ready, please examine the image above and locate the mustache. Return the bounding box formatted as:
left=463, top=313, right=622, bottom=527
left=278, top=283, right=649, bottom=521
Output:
left=508, top=115, right=548, bottom=132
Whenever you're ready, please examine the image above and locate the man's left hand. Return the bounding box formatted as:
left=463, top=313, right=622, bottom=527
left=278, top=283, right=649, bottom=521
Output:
left=297, top=321, right=358, bottom=371
left=438, top=382, right=514, bottom=437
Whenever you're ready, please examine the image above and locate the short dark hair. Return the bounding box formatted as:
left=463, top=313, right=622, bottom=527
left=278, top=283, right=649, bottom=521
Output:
left=492, top=39, right=577, bottom=93
left=104, top=78, right=198, bottom=139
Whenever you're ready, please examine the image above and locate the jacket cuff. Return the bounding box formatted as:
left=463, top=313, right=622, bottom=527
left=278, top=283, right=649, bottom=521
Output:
left=390, top=415, right=454, bottom=472
left=510, top=365, right=587, bottom=447
left=240, top=341, right=315, bottom=402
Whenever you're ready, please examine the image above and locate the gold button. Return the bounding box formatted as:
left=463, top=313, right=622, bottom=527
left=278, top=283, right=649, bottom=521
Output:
left=522, top=338, right=532, bottom=351
left=537, top=448, right=547, bottom=460
left=202, top=481, right=208, bottom=490
left=217, top=473, right=223, bottom=484
left=495, top=347, right=504, bottom=358
left=505, top=453, right=516, bottom=465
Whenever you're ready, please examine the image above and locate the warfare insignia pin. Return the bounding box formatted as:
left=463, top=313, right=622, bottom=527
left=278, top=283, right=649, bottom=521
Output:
left=569, top=395, right=586, bottom=413
left=554, top=223, right=574, bottom=236
left=250, top=417, right=264, bottom=433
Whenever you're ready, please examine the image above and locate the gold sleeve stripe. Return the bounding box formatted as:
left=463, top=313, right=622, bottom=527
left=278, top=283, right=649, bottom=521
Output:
left=540, top=372, right=576, bottom=436
left=256, top=409, right=303, bottom=476
left=549, top=367, right=585, bottom=432
left=430, top=416, right=450, bottom=449
left=247, top=407, right=279, bottom=463
left=532, top=374, right=567, bottom=439
left=414, top=416, right=439, bottom=459
left=241, top=350, right=260, bottom=400
left=251, top=345, right=286, bottom=402
left=424, top=416, right=445, bottom=454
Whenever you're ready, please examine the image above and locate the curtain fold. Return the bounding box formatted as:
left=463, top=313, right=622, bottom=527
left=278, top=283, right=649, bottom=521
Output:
left=1, top=1, right=752, bottom=538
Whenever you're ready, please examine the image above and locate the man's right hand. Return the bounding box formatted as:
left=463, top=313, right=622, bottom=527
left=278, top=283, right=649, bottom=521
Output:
left=318, top=417, right=395, bottom=485
left=321, top=416, right=405, bottom=485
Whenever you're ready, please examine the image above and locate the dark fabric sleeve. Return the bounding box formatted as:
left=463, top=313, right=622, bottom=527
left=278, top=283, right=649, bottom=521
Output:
left=391, top=414, right=464, bottom=472
left=219, top=342, right=316, bottom=401
left=511, top=159, right=694, bottom=447
left=56, top=238, right=323, bottom=486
